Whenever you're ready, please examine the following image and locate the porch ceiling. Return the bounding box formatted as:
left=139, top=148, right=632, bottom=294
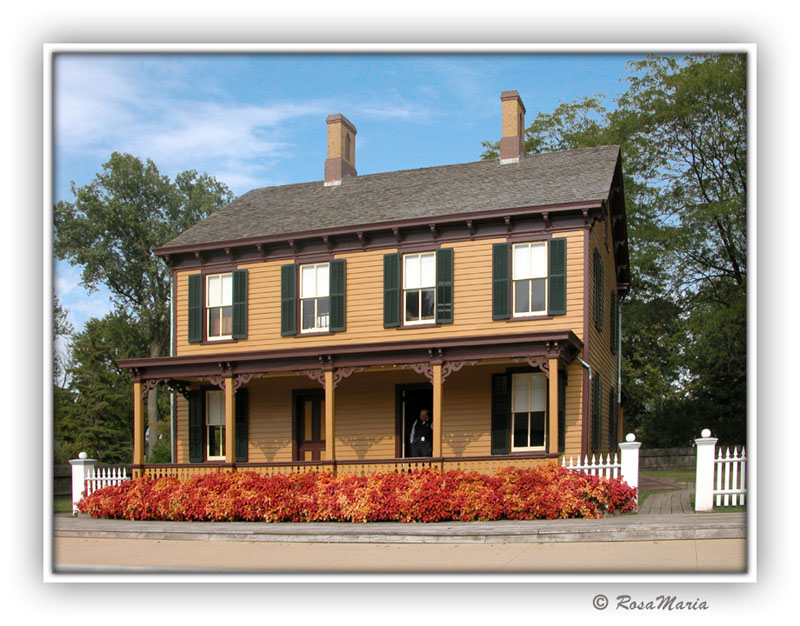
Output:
left=118, top=330, right=582, bottom=382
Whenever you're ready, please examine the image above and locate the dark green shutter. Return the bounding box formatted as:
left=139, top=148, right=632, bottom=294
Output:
left=558, top=373, right=566, bottom=453
left=593, top=249, right=604, bottom=331
left=188, top=390, right=204, bottom=463
left=188, top=274, right=203, bottom=343
left=591, top=374, right=602, bottom=451
left=281, top=264, right=297, bottom=336
left=548, top=238, right=567, bottom=315
left=492, top=243, right=510, bottom=320
left=491, top=373, right=510, bottom=455
left=329, top=259, right=346, bottom=332
left=383, top=253, right=400, bottom=328
left=436, top=248, right=454, bottom=324
left=235, top=388, right=249, bottom=463
left=232, top=269, right=248, bottom=339
left=607, top=388, right=617, bottom=450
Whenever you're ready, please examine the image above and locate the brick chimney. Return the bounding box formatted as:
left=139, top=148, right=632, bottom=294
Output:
left=324, top=114, right=357, bottom=186
left=499, top=90, right=526, bottom=164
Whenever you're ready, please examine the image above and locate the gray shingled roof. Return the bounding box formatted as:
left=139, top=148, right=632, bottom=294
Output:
left=163, top=145, right=620, bottom=249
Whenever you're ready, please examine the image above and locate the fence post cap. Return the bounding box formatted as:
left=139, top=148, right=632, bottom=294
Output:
left=701, top=428, right=711, bottom=438
left=78, top=452, right=88, bottom=459
left=625, top=433, right=636, bottom=442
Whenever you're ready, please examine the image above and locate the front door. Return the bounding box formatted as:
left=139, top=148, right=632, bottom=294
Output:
left=294, top=390, right=325, bottom=461
left=396, top=384, right=433, bottom=458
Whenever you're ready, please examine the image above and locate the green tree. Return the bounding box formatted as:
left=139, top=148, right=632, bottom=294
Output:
left=54, top=153, right=233, bottom=458
left=54, top=312, right=146, bottom=463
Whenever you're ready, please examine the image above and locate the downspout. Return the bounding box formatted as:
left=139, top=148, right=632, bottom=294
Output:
left=159, top=257, right=175, bottom=464
left=576, top=356, right=593, bottom=381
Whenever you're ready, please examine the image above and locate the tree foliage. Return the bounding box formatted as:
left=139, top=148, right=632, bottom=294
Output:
left=54, top=153, right=233, bottom=457
left=482, top=54, right=748, bottom=446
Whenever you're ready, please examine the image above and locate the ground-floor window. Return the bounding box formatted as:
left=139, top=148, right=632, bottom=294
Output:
left=511, top=372, right=547, bottom=451
left=206, top=390, right=225, bottom=460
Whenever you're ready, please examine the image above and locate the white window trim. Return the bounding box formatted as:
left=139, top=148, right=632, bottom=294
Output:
left=206, top=273, right=233, bottom=341
left=205, top=390, right=226, bottom=461
left=403, top=251, right=437, bottom=326
left=300, top=262, right=331, bottom=334
left=510, top=373, right=548, bottom=452
left=511, top=242, right=549, bottom=318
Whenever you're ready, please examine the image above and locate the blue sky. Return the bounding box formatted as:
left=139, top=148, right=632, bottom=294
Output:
left=54, top=51, right=649, bottom=338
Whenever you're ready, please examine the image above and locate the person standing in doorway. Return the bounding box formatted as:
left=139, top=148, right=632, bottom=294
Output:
left=409, top=409, right=433, bottom=457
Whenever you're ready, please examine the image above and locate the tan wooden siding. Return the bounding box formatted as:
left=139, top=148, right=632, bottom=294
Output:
left=587, top=221, right=621, bottom=453
left=562, top=361, right=584, bottom=458
left=174, top=231, right=585, bottom=356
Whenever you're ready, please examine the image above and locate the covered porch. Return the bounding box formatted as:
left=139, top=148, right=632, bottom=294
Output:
left=119, top=331, right=584, bottom=479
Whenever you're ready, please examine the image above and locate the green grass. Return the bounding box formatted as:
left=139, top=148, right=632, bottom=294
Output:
left=54, top=496, right=73, bottom=515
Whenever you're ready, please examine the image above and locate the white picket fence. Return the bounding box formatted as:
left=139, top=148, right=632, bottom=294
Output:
left=85, top=465, right=129, bottom=497
left=694, top=429, right=747, bottom=511
left=68, top=452, right=130, bottom=515
left=561, top=434, right=641, bottom=495
left=562, top=453, right=621, bottom=479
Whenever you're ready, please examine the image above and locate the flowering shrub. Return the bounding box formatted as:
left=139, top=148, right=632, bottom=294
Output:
left=76, top=464, right=637, bottom=522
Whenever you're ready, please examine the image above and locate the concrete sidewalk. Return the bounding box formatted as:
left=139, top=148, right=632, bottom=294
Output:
left=54, top=511, right=746, bottom=544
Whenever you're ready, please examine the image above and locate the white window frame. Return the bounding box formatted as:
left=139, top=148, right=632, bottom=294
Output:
left=512, top=242, right=548, bottom=318
left=510, top=373, right=547, bottom=452
left=206, top=390, right=226, bottom=460
left=206, top=273, right=233, bottom=341
left=403, top=251, right=437, bottom=325
left=300, top=262, right=330, bottom=333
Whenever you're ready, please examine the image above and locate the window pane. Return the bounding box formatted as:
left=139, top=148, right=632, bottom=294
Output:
left=405, top=290, right=420, bottom=321
left=221, top=306, right=232, bottom=335
left=404, top=255, right=420, bottom=289
left=208, top=425, right=225, bottom=457
left=530, top=411, right=546, bottom=447
left=513, top=374, right=531, bottom=412
left=301, top=265, right=317, bottom=298
left=531, top=243, right=547, bottom=278
left=317, top=297, right=330, bottom=329
left=207, top=391, right=224, bottom=425
left=513, top=413, right=529, bottom=448
left=207, top=275, right=221, bottom=306
left=316, top=264, right=329, bottom=297
left=421, top=288, right=435, bottom=319
left=514, top=279, right=530, bottom=314
left=513, top=244, right=531, bottom=280
left=208, top=308, right=221, bottom=337
left=220, top=273, right=233, bottom=306
left=302, top=298, right=315, bottom=330
left=529, top=375, right=547, bottom=410
left=420, top=253, right=436, bottom=287
left=531, top=278, right=547, bottom=312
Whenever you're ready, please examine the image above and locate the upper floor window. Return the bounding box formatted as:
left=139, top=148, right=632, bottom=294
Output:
left=512, top=242, right=548, bottom=317
left=492, top=238, right=566, bottom=320
left=511, top=373, right=547, bottom=451
left=206, top=273, right=233, bottom=340
left=403, top=252, right=437, bottom=325
left=300, top=263, right=331, bottom=333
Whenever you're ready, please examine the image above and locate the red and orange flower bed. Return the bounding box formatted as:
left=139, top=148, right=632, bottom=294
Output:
left=77, top=464, right=637, bottom=523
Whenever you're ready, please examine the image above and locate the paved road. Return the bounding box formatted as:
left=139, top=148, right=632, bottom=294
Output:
left=51, top=512, right=747, bottom=574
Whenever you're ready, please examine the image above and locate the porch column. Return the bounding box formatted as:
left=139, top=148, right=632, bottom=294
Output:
left=132, top=381, right=145, bottom=476
left=324, top=369, right=336, bottom=461
left=224, top=376, right=236, bottom=465
left=432, top=363, right=443, bottom=458
left=548, top=358, right=559, bottom=454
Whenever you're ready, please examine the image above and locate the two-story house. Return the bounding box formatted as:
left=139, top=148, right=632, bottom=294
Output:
left=118, top=90, right=630, bottom=479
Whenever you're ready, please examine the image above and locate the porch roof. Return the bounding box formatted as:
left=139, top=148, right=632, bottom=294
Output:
left=118, top=330, right=583, bottom=382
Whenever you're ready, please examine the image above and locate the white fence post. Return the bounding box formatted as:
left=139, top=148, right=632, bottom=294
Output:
left=618, top=433, right=641, bottom=497
left=694, top=429, right=718, bottom=512
left=68, top=452, right=96, bottom=516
